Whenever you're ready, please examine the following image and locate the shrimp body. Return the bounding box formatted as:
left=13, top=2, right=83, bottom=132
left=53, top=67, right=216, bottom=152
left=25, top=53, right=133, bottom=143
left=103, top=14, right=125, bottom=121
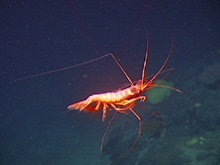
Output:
left=67, top=80, right=150, bottom=121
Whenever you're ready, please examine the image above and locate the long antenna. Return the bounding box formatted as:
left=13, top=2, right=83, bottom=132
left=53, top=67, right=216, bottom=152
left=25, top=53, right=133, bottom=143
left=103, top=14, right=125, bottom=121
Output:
left=141, top=28, right=150, bottom=84
left=147, top=35, right=175, bottom=85
left=9, top=53, right=112, bottom=83
left=67, top=0, right=100, bottom=54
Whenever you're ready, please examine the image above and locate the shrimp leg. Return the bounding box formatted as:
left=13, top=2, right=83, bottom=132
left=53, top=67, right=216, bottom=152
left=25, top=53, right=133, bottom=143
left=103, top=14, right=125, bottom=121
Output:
left=116, top=108, right=143, bottom=161
left=100, top=111, right=118, bottom=155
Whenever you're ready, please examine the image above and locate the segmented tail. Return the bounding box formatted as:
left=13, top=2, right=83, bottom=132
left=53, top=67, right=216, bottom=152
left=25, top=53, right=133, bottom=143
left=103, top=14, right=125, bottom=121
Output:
left=67, top=100, right=91, bottom=111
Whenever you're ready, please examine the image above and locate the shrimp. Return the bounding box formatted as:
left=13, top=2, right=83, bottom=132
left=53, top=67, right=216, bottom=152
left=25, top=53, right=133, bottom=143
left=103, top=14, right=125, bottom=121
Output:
left=9, top=31, right=177, bottom=161
left=10, top=32, right=177, bottom=162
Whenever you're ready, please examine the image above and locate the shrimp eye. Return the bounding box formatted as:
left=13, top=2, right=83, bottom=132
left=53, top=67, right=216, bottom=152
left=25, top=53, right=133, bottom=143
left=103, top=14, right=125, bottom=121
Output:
left=131, top=87, right=139, bottom=94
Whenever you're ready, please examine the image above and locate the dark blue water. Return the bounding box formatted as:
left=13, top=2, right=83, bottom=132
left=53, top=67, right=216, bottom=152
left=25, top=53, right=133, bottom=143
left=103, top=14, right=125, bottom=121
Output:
left=1, top=0, right=220, bottom=164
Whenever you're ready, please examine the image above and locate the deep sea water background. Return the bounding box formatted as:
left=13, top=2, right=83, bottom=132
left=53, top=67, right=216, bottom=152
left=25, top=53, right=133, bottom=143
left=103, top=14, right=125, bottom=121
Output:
left=1, top=0, right=220, bottom=164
